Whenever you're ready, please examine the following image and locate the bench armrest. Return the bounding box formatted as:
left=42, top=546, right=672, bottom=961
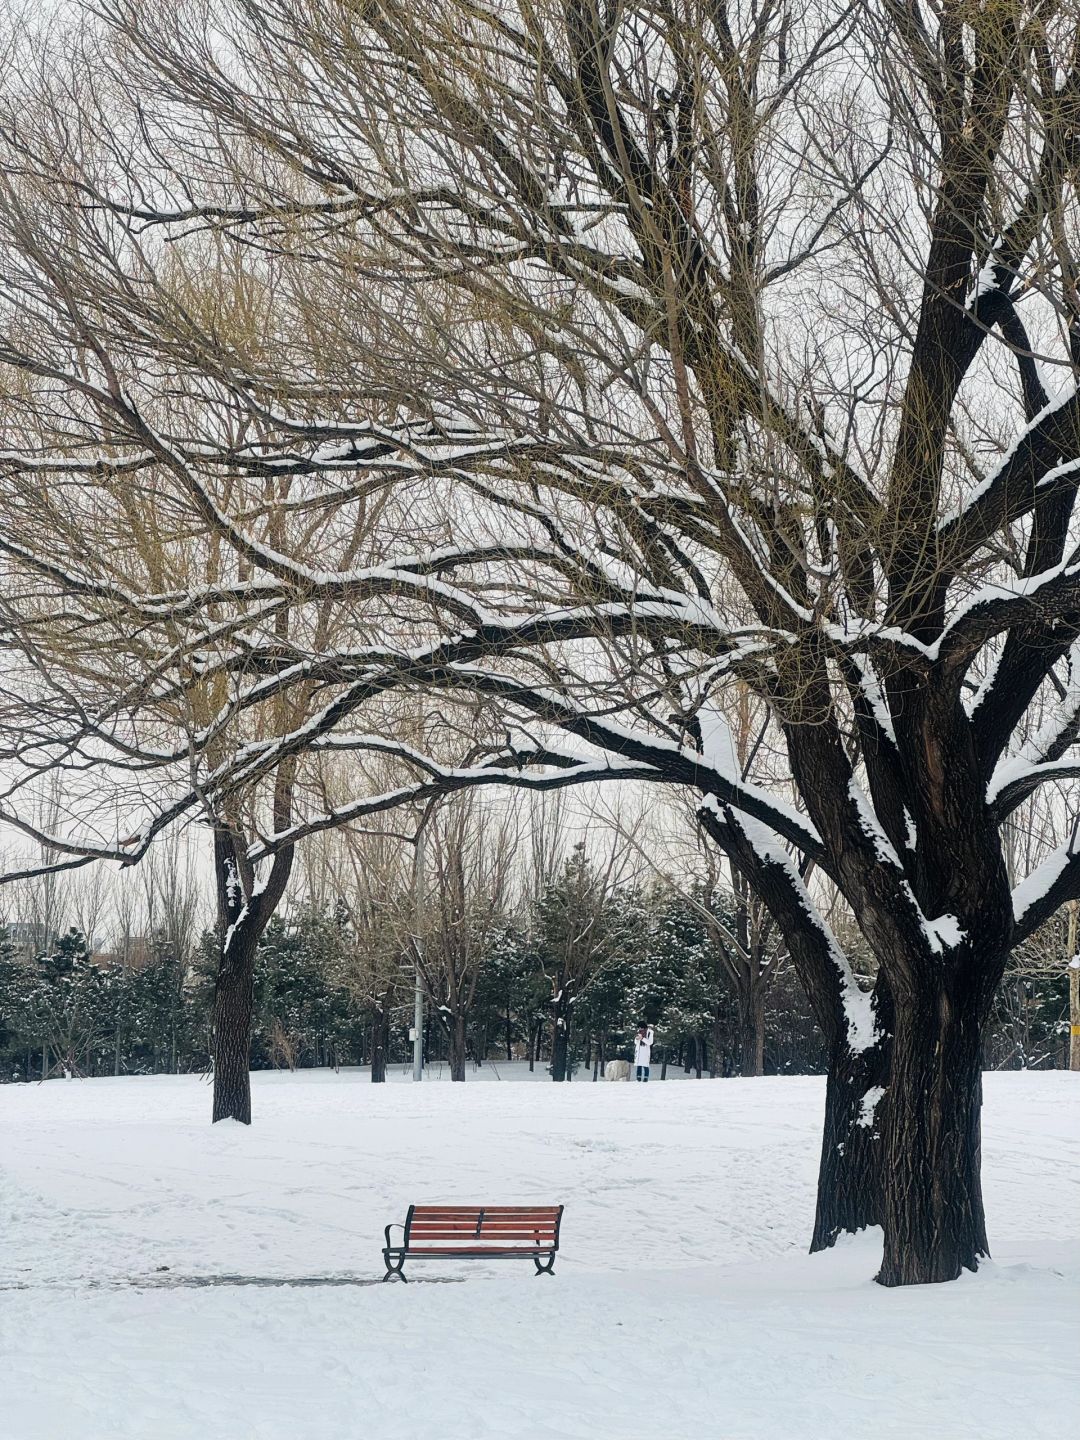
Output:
left=384, top=1222, right=406, bottom=1250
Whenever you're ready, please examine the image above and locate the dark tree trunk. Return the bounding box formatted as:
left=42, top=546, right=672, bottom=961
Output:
left=552, top=1013, right=570, bottom=1082
left=210, top=823, right=293, bottom=1125
left=810, top=972, right=893, bottom=1251
left=811, top=1037, right=890, bottom=1251
left=551, top=1019, right=569, bottom=1081
left=212, top=923, right=258, bottom=1124
left=505, top=1005, right=513, bottom=1062
left=449, top=1011, right=467, bottom=1081
left=709, top=1005, right=724, bottom=1077
left=877, top=975, right=988, bottom=1285
left=550, top=980, right=572, bottom=1080
left=734, top=986, right=766, bottom=1077
left=371, top=999, right=389, bottom=1083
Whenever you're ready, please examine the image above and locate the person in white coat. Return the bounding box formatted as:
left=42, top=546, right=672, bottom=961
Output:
left=634, top=1023, right=655, bottom=1082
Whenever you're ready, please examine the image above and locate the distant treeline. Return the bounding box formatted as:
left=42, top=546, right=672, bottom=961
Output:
left=0, top=846, right=1069, bottom=1083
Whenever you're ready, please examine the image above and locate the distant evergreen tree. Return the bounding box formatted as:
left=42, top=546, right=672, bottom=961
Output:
left=0, top=928, right=32, bottom=1079
left=631, top=891, right=719, bottom=1075
left=528, top=844, right=641, bottom=1080
left=253, top=908, right=355, bottom=1070
left=470, top=919, right=528, bottom=1064
left=21, top=930, right=110, bottom=1078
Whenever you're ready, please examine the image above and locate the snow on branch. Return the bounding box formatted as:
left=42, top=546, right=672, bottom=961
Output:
left=1012, top=841, right=1080, bottom=940
left=245, top=754, right=662, bottom=861
left=938, top=382, right=1080, bottom=553
left=701, top=799, right=878, bottom=1054
left=985, top=643, right=1080, bottom=811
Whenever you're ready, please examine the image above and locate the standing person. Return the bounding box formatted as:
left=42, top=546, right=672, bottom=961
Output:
left=634, top=1023, right=655, bottom=1082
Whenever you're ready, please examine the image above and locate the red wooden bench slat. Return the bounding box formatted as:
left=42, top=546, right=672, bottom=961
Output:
left=408, top=1221, right=558, bottom=1232
left=408, top=1234, right=556, bottom=1242
left=408, top=1209, right=558, bottom=1221
left=411, top=1210, right=559, bottom=1218
left=410, top=1225, right=557, bottom=1234
left=410, top=1223, right=558, bottom=1230
left=403, top=1247, right=553, bottom=1257
left=406, top=1221, right=558, bottom=1232
left=409, top=1233, right=556, bottom=1240
left=411, top=1206, right=559, bottom=1213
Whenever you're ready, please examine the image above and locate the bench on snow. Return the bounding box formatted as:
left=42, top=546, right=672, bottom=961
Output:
left=382, top=1204, right=564, bottom=1281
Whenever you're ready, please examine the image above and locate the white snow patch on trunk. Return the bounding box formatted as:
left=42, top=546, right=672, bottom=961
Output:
left=856, top=1085, right=886, bottom=1128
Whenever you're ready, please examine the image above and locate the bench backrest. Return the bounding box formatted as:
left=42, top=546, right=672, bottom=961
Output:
left=404, top=1205, right=563, bottom=1249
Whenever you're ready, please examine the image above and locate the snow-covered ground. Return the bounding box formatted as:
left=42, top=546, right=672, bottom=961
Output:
left=0, top=1066, right=1076, bottom=1439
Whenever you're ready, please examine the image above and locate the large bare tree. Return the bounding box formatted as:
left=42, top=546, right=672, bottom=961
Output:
left=2, top=0, right=1080, bottom=1284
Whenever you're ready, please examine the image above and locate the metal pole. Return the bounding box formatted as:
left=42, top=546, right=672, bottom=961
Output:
left=413, top=827, right=425, bottom=1082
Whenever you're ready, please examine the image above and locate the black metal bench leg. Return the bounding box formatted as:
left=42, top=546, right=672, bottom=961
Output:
left=383, top=1253, right=408, bottom=1282
left=534, top=1254, right=555, bottom=1276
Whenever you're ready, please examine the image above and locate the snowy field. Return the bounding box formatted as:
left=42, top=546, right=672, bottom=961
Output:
left=0, top=1066, right=1076, bottom=1440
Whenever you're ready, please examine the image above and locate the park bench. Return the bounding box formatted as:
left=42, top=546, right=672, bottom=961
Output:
left=382, top=1204, right=564, bottom=1281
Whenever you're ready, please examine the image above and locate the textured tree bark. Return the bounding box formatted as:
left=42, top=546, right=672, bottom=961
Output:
left=210, top=819, right=294, bottom=1125
left=550, top=980, right=572, bottom=1080
left=371, top=999, right=389, bottom=1083
left=811, top=1040, right=889, bottom=1251
left=551, top=1019, right=569, bottom=1081
left=709, top=1004, right=724, bottom=1077
left=812, top=979, right=893, bottom=1251
left=551, top=1029, right=568, bottom=1081
left=878, top=977, right=988, bottom=1286
left=212, top=923, right=259, bottom=1124
left=734, top=985, right=766, bottom=1077
left=449, top=1011, right=467, bottom=1081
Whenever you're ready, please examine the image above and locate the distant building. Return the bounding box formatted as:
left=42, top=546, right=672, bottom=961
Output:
left=2, top=922, right=58, bottom=963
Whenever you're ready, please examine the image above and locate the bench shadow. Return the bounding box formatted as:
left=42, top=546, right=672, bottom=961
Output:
left=0, top=1273, right=464, bottom=1291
